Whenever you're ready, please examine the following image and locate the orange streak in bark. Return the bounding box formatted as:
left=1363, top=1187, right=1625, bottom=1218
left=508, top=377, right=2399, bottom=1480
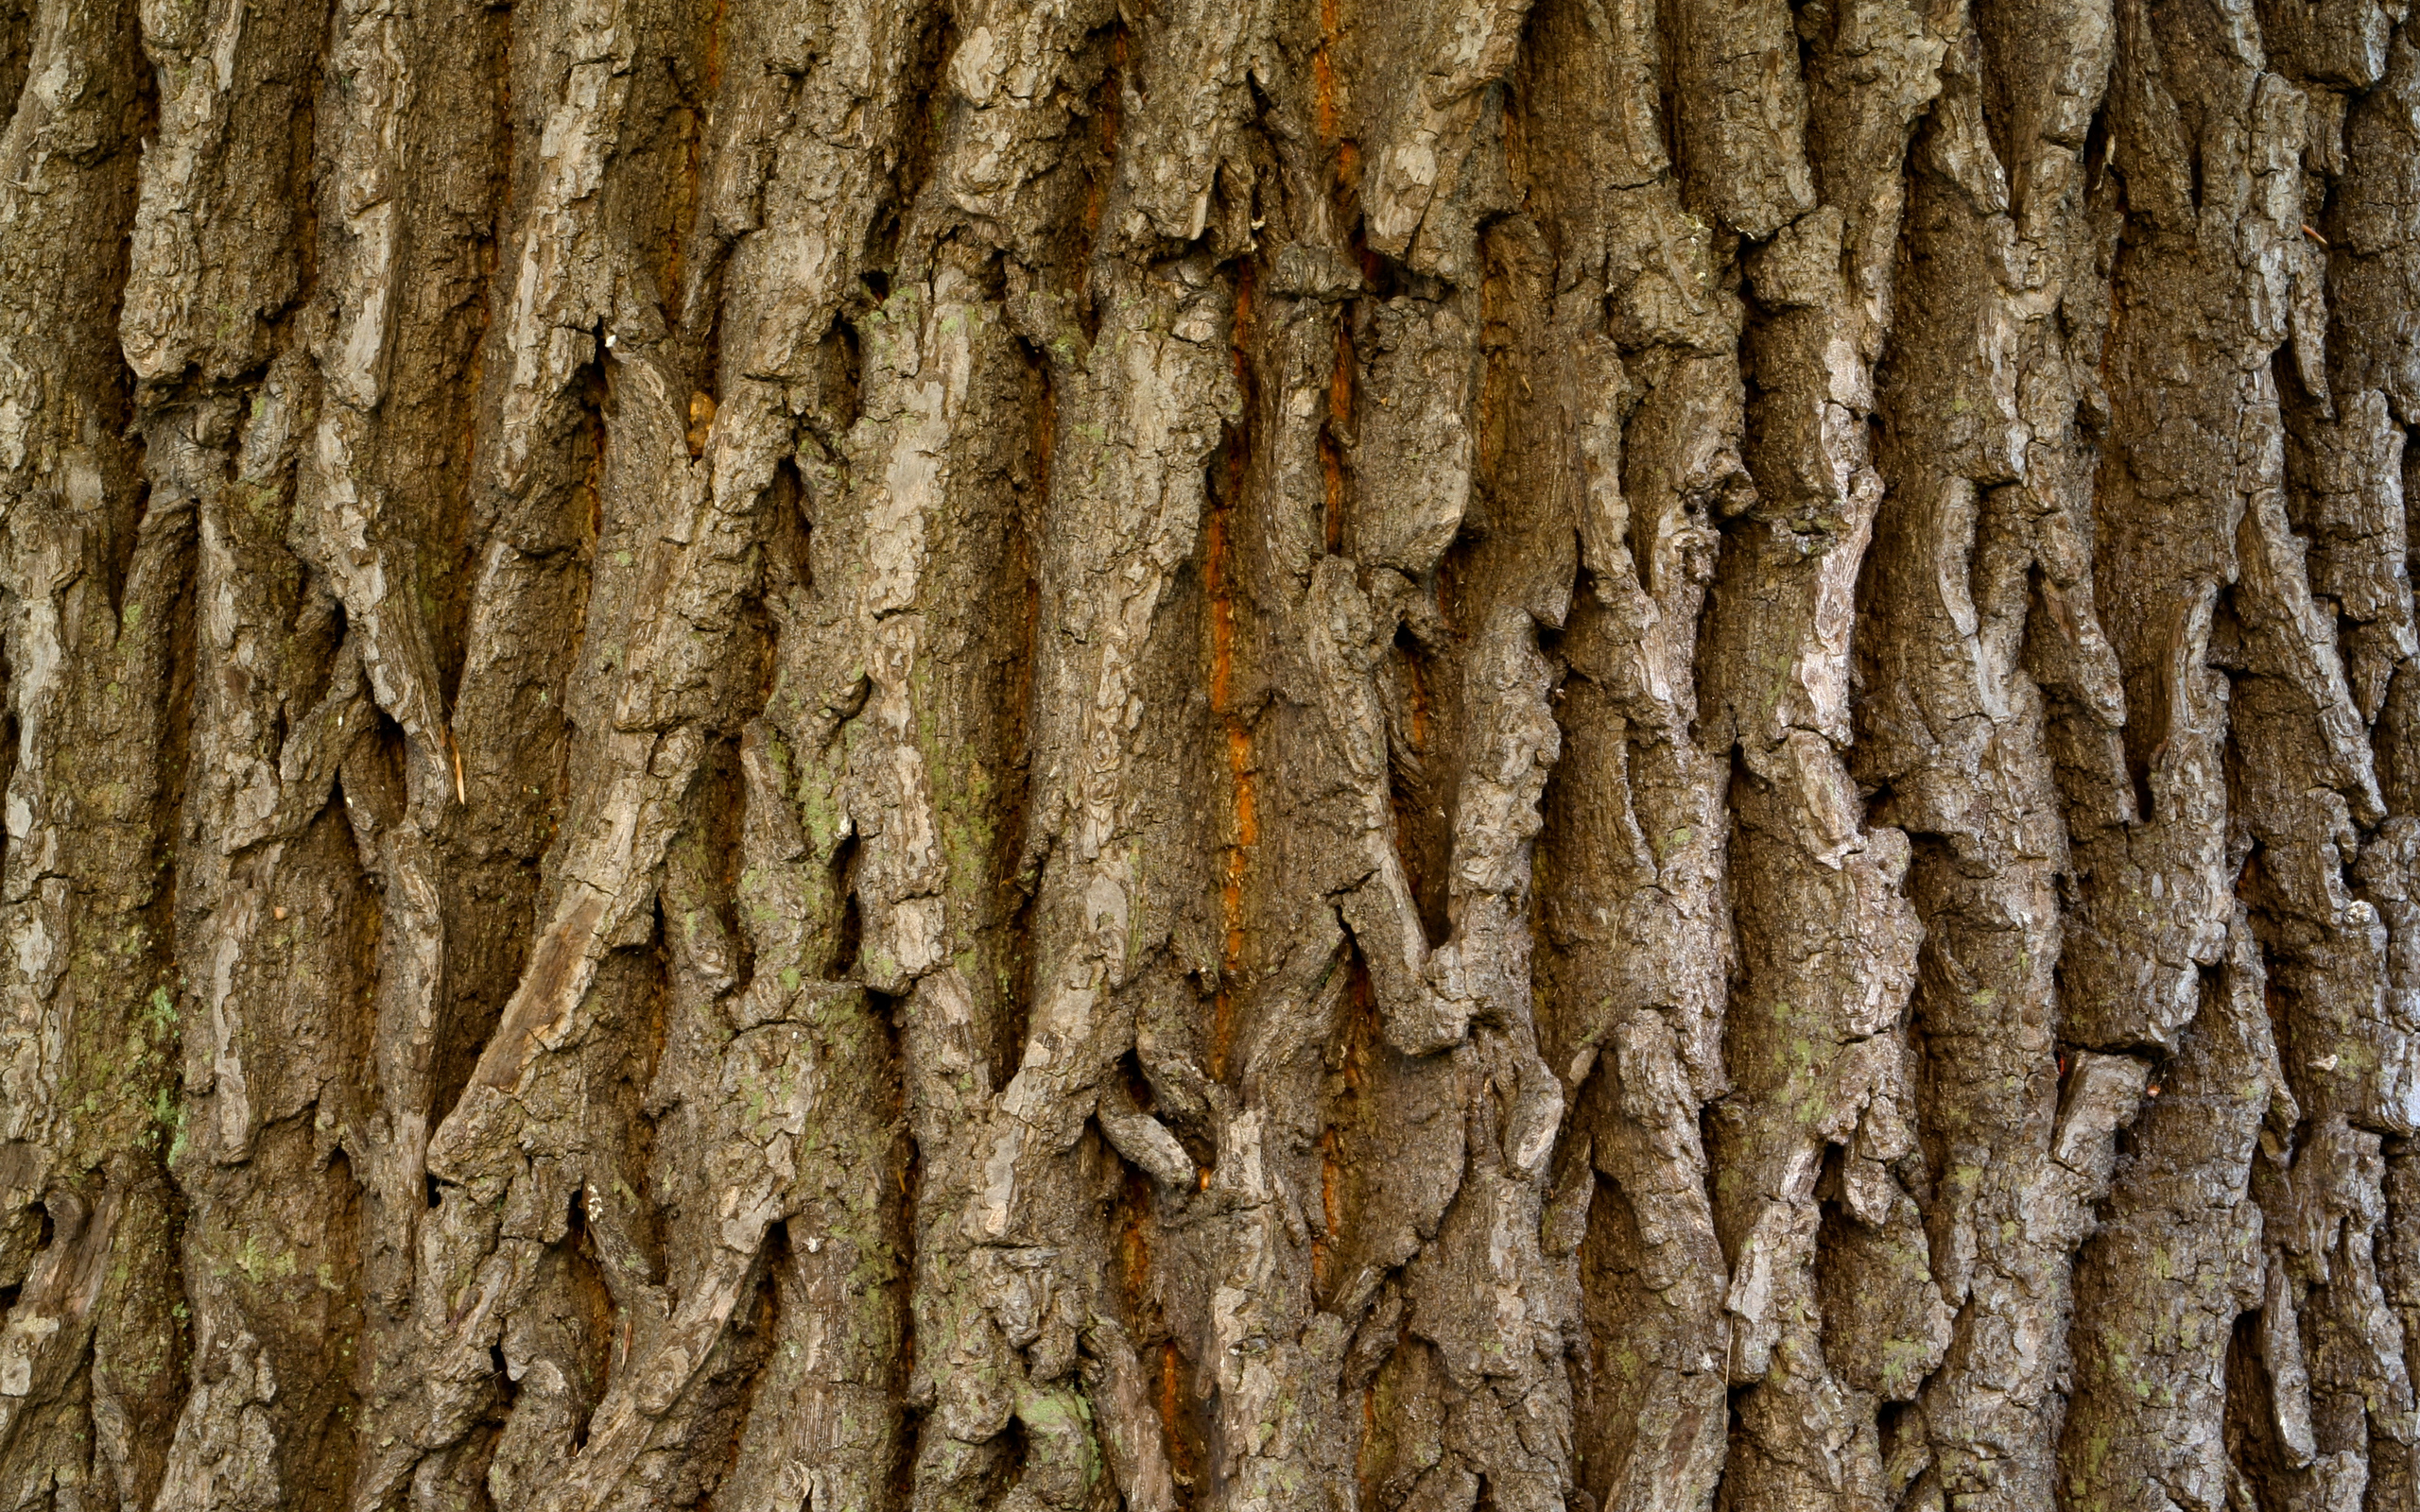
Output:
left=1210, top=275, right=1256, bottom=1082
left=1321, top=435, right=1346, bottom=555
left=1208, top=519, right=1232, bottom=708
left=1329, top=319, right=1355, bottom=427
left=1232, top=266, right=1253, bottom=383
left=1322, top=319, right=1353, bottom=554
left=1315, top=0, right=1342, bottom=143
left=1207, top=505, right=1253, bottom=1077
left=1120, top=1176, right=1151, bottom=1301
left=1159, top=1341, right=1198, bottom=1486
left=1229, top=732, right=1257, bottom=850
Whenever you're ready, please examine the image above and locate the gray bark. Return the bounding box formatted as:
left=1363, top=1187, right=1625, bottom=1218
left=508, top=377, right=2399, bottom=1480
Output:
left=0, top=0, right=2413, bottom=1505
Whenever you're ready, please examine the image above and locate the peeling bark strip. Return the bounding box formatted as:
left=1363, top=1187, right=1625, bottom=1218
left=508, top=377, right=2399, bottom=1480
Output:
left=3, top=0, right=2420, bottom=1502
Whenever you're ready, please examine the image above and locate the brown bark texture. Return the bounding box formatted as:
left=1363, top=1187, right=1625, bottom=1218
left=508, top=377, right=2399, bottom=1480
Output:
left=0, top=0, right=2415, bottom=1504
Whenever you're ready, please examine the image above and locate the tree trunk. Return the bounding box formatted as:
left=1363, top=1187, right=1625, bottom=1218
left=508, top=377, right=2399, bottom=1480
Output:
left=0, top=0, right=2414, bottom=1504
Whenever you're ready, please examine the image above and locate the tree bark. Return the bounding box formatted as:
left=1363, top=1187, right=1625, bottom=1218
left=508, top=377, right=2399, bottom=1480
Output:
left=0, top=0, right=2414, bottom=1505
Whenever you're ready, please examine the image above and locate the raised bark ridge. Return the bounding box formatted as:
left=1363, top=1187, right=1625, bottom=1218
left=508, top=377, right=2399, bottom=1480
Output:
left=0, top=0, right=2415, bottom=1506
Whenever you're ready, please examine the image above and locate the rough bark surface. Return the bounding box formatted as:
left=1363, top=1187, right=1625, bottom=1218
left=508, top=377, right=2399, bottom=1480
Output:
left=0, top=0, right=2415, bottom=1505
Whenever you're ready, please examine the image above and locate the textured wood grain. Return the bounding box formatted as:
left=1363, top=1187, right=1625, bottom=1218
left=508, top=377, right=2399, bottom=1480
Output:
left=0, top=0, right=2414, bottom=1505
